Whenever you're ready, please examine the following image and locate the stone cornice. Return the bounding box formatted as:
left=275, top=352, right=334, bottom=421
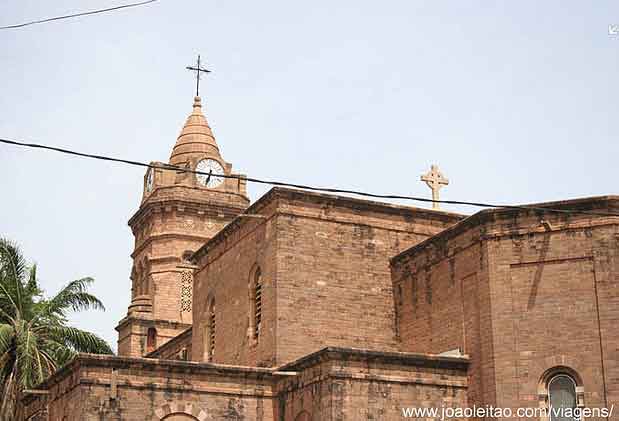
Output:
left=131, top=232, right=213, bottom=259
left=24, top=353, right=279, bottom=403
left=115, top=315, right=192, bottom=332
left=266, top=188, right=464, bottom=220
left=192, top=187, right=465, bottom=262
left=21, top=346, right=468, bottom=408
left=129, top=193, right=247, bottom=229
left=278, top=346, right=470, bottom=372
left=390, top=195, right=619, bottom=266
left=26, top=347, right=468, bottom=395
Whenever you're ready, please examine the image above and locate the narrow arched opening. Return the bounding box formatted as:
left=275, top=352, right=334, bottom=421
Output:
left=146, top=327, right=157, bottom=353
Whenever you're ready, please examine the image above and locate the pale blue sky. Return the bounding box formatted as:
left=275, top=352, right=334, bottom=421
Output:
left=1, top=0, right=617, bottom=349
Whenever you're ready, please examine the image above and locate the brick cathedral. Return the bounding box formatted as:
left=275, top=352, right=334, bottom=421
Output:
left=22, top=94, right=618, bottom=420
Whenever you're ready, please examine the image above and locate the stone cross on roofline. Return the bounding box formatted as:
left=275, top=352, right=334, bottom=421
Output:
left=421, top=165, right=449, bottom=210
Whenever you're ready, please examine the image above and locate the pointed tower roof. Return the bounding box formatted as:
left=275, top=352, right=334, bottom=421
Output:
left=169, top=96, right=220, bottom=165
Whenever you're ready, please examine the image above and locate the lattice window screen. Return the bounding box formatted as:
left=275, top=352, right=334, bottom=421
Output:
left=180, top=271, right=193, bottom=312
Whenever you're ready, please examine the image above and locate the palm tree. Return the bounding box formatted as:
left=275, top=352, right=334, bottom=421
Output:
left=0, top=238, right=113, bottom=420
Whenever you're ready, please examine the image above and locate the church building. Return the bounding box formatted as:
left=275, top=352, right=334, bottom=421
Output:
left=21, top=92, right=619, bottom=420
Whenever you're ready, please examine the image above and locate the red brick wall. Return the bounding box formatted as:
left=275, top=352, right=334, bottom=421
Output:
left=393, top=223, right=496, bottom=408
left=118, top=182, right=249, bottom=357
left=192, top=188, right=463, bottom=367
left=487, top=222, right=615, bottom=414
left=273, top=202, right=449, bottom=364
left=22, top=349, right=469, bottom=421
left=192, top=198, right=280, bottom=366
left=22, top=355, right=277, bottom=421
left=147, top=327, right=192, bottom=361
left=392, top=197, right=619, bottom=416
left=593, top=223, right=619, bottom=415
left=276, top=348, right=469, bottom=421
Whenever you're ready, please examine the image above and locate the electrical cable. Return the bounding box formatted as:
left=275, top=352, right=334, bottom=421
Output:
left=1, top=137, right=618, bottom=218
left=0, top=0, right=158, bottom=30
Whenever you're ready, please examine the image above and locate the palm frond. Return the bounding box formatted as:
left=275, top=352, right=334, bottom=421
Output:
left=0, top=277, right=19, bottom=321
left=0, top=306, right=15, bottom=327
left=45, top=277, right=105, bottom=316
left=0, top=239, right=28, bottom=315
left=0, top=366, right=17, bottom=421
left=40, top=339, right=75, bottom=367
left=0, top=349, right=16, bottom=395
left=25, top=264, right=41, bottom=299
left=0, top=239, right=113, bottom=419
left=0, top=239, right=28, bottom=284
left=48, top=325, right=113, bottom=354
left=37, top=348, right=59, bottom=374
left=0, top=323, right=14, bottom=357
left=15, top=321, right=42, bottom=388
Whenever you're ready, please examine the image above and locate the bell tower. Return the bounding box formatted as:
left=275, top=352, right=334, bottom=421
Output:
left=116, top=94, right=249, bottom=357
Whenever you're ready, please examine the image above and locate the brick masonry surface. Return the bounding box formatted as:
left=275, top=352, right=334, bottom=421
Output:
left=20, top=98, right=619, bottom=420
left=21, top=193, right=619, bottom=420
left=391, top=196, right=619, bottom=419
left=191, top=188, right=463, bottom=367
left=21, top=349, right=469, bottom=421
left=116, top=96, right=250, bottom=358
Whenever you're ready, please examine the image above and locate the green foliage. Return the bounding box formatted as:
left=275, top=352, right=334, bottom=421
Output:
left=0, top=238, right=113, bottom=420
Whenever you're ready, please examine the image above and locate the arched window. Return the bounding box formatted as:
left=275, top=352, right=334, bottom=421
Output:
left=135, top=262, right=144, bottom=296
left=179, top=347, right=188, bottom=361
left=141, top=258, right=150, bottom=296
left=548, top=374, right=577, bottom=421
left=146, top=327, right=157, bottom=353
left=130, top=265, right=137, bottom=298
left=207, top=300, right=216, bottom=361
left=253, top=268, right=262, bottom=339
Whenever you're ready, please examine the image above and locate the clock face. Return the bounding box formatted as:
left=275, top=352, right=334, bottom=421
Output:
left=196, top=159, right=224, bottom=188
left=146, top=168, right=154, bottom=192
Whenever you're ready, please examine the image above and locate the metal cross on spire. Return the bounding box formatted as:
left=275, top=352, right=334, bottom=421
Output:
left=421, top=164, right=449, bottom=210
left=186, top=54, right=211, bottom=97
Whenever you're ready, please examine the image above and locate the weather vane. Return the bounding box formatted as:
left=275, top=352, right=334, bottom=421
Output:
left=186, top=54, right=211, bottom=97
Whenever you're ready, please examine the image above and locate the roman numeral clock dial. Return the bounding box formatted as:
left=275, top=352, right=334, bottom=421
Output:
left=196, top=158, right=224, bottom=188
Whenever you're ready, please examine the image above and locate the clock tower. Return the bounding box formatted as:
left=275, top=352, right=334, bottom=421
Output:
left=116, top=95, right=249, bottom=357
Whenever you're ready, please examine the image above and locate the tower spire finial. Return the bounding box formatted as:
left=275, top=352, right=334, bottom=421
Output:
left=186, top=54, right=211, bottom=97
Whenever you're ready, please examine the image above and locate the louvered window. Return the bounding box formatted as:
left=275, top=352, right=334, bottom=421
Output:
left=208, top=302, right=216, bottom=361
left=254, top=269, right=262, bottom=339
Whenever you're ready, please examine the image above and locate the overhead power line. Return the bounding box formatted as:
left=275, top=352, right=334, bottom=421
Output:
left=0, top=0, right=158, bottom=30
left=1, top=137, right=618, bottom=218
